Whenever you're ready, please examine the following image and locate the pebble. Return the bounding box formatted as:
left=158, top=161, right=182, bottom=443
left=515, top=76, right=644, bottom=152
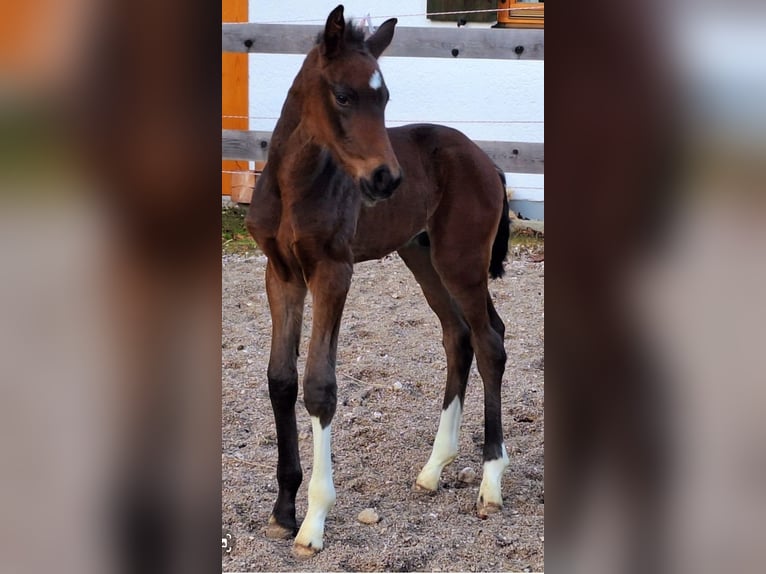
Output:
left=457, top=466, right=477, bottom=484
left=372, top=411, right=383, bottom=419
left=357, top=508, right=380, bottom=524
left=393, top=381, right=403, bottom=391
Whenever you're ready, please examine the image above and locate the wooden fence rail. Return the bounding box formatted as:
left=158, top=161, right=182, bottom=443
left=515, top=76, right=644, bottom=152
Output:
left=222, top=129, right=544, bottom=174
left=222, top=23, right=544, bottom=60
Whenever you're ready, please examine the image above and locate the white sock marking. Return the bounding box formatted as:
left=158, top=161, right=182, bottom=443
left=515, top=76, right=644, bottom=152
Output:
left=295, top=417, right=335, bottom=551
left=416, top=397, right=462, bottom=490
left=478, top=443, right=510, bottom=508
left=369, top=69, right=383, bottom=90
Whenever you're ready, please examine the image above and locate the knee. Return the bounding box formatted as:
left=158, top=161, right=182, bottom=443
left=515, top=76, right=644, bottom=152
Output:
left=303, top=377, right=337, bottom=426
left=268, top=372, right=299, bottom=407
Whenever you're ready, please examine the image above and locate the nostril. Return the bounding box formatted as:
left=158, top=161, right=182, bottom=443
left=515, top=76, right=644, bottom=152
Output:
left=373, top=166, right=390, bottom=188
left=366, top=165, right=402, bottom=198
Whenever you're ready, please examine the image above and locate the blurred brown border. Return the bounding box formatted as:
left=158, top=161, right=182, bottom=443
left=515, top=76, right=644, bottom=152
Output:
left=546, top=1, right=678, bottom=572
left=74, top=2, right=223, bottom=573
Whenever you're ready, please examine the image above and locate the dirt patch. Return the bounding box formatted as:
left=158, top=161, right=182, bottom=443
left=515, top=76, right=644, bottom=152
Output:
left=222, top=248, right=544, bottom=572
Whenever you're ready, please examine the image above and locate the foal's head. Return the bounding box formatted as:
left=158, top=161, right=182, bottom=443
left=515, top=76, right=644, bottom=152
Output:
left=301, top=5, right=402, bottom=203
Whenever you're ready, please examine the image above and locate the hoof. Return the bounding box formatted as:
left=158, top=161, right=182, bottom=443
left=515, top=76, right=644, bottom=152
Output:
left=265, top=515, right=295, bottom=539
left=293, top=541, right=320, bottom=559
left=476, top=498, right=503, bottom=519
left=294, top=517, right=325, bottom=558
left=412, top=481, right=438, bottom=495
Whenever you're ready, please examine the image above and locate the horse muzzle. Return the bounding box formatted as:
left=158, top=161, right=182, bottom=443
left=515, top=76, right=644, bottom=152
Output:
left=360, top=165, right=403, bottom=203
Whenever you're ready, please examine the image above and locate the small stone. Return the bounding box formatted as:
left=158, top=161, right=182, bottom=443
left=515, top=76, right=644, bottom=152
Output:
left=237, top=344, right=245, bottom=350
left=457, top=467, right=477, bottom=484
left=372, top=411, right=383, bottom=419
left=357, top=508, right=380, bottom=524
left=393, top=381, right=403, bottom=391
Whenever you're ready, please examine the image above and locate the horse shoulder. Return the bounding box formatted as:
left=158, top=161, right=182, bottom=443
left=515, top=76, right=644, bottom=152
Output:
left=246, top=166, right=281, bottom=238
left=245, top=166, right=293, bottom=281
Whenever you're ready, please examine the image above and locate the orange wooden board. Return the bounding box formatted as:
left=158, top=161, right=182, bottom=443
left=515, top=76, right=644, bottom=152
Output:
left=222, top=0, right=248, bottom=196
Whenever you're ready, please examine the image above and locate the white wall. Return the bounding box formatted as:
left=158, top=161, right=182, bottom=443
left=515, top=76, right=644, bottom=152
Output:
left=247, top=1, right=544, bottom=209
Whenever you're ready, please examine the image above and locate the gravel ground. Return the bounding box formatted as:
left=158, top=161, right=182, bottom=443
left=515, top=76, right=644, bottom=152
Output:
left=222, top=248, right=544, bottom=572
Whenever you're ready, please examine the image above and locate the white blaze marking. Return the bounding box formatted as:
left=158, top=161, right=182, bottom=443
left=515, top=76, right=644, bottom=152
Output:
left=416, top=397, right=462, bottom=491
left=478, top=443, right=510, bottom=508
left=369, top=69, right=383, bottom=90
left=294, top=417, right=336, bottom=552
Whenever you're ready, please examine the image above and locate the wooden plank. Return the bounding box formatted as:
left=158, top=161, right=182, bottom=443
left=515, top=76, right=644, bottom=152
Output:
left=222, top=0, right=248, bottom=196
left=478, top=140, right=544, bottom=174
left=223, top=23, right=543, bottom=60
left=222, top=130, right=271, bottom=163
left=230, top=171, right=255, bottom=204
left=222, top=130, right=543, bottom=174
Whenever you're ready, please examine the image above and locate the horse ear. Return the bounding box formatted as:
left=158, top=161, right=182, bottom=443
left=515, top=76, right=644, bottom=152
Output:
left=366, top=18, right=397, bottom=59
left=322, top=5, right=346, bottom=59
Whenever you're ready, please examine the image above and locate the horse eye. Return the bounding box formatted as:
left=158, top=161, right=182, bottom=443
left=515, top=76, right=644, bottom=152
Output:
left=335, top=93, right=350, bottom=106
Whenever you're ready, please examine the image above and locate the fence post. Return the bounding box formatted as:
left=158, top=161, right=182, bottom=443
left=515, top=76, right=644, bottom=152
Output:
left=222, top=0, right=249, bottom=198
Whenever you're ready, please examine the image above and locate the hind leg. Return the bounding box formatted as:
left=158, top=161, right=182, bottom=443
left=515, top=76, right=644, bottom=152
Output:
left=488, top=294, right=505, bottom=339
left=398, top=242, right=474, bottom=492
left=429, top=240, right=509, bottom=517
left=463, top=288, right=509, bottom=516
left=476, top=293, right=509, bottom=515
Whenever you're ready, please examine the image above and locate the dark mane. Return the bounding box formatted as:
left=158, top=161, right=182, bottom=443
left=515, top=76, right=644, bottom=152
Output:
left=315, top=20, right=367, bottom=49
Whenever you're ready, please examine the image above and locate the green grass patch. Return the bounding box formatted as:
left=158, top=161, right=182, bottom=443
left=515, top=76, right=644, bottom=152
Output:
left=510, top=234, right=544, bottom=248
left=222, top=206, right=258, bottom=254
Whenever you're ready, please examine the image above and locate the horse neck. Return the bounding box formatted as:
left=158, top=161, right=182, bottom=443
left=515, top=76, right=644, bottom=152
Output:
left=270, top=126, right=354, bottom=221
left=270, top=51, right=320, bottom=163
left=271, top=51, right=350, bottom=200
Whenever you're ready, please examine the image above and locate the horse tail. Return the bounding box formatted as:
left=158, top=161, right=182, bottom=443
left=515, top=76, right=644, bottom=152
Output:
left=489, top=168, right=510, bottom=280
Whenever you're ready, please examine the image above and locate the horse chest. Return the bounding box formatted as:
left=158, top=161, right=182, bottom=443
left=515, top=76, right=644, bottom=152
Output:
left=282, top=202, right=357, bottom=266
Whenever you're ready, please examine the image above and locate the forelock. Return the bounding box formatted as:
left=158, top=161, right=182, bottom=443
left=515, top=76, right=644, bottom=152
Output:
left=315, top=20, right=369, bottom=52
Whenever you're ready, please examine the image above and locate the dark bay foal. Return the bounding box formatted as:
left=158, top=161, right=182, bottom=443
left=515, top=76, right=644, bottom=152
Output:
left=246, top=5, right=511, bottom=557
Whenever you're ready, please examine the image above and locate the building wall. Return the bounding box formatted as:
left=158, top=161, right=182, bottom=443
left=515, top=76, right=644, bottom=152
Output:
left=248, top=1, right=544, bottom=214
